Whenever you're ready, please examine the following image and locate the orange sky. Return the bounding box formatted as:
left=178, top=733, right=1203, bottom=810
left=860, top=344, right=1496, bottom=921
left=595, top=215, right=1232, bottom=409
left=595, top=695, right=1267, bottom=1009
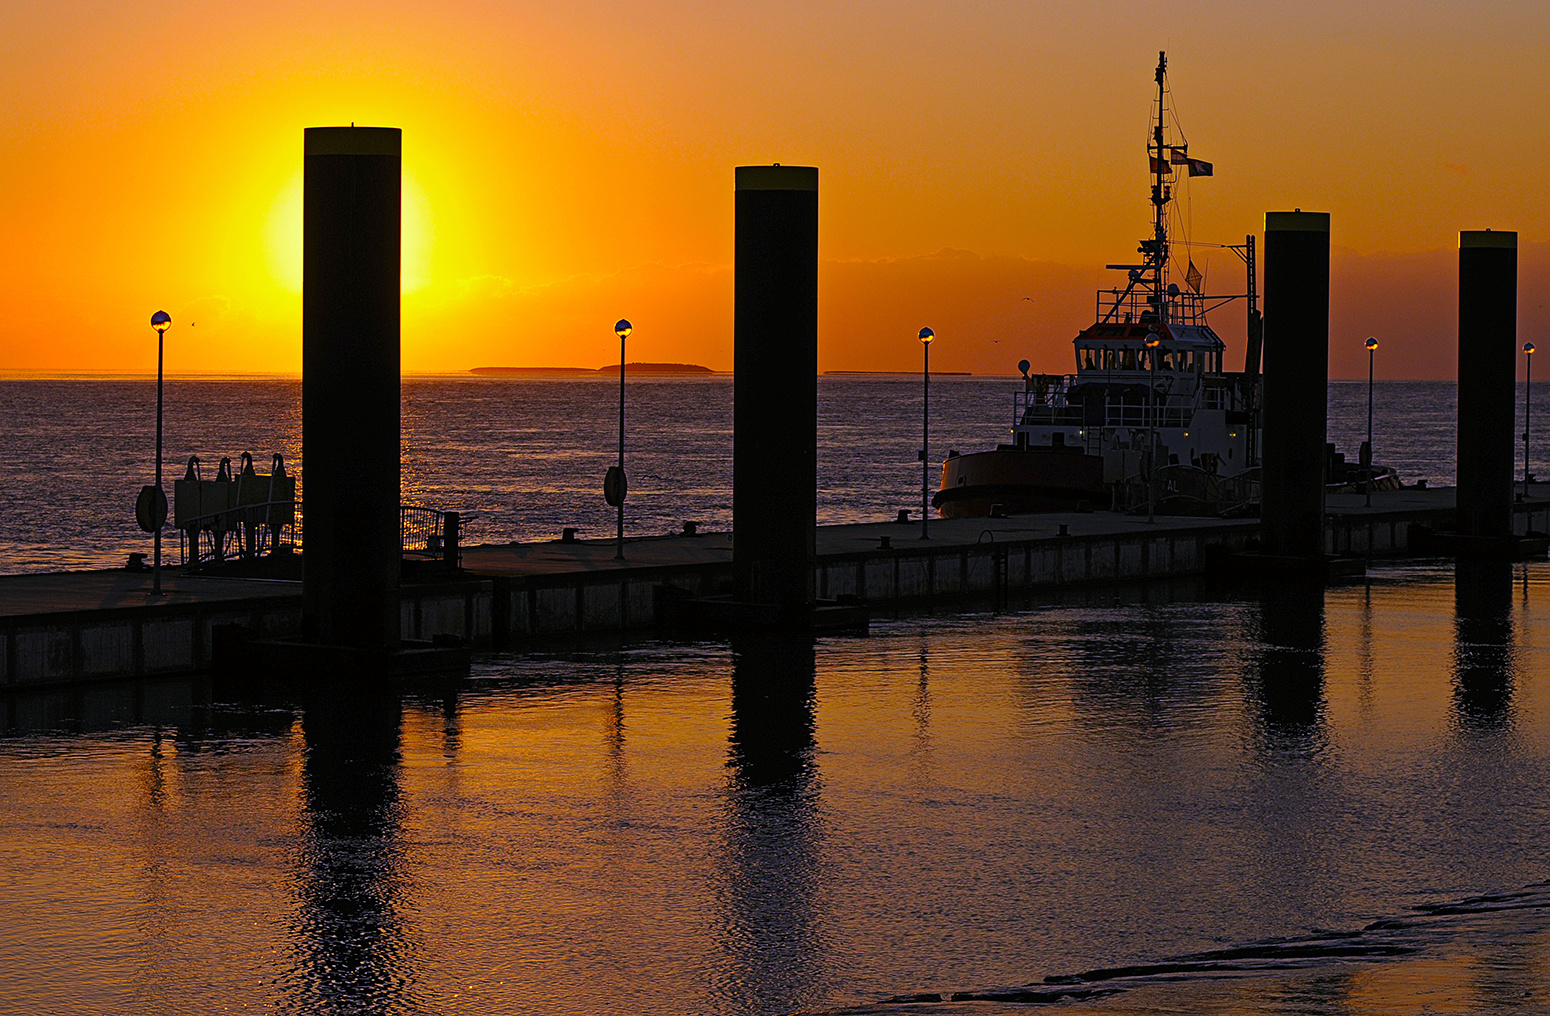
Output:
left=2, top=0, right=1547, bottom=379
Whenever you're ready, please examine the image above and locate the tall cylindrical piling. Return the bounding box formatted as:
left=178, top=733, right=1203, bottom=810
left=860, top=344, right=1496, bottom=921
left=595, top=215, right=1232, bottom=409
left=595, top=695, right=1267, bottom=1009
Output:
left=1259, top=211, right=1330, bottom=561
left=1457, top=230, right=1518, bottom=540
left=733, top=165, right=818, bottom=613
left=302, top=126, right=402, bottom=650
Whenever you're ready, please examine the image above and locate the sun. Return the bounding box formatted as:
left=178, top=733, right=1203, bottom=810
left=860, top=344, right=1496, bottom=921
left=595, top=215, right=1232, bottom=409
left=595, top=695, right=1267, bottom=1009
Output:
left=261, top=168, right=435, bottom=295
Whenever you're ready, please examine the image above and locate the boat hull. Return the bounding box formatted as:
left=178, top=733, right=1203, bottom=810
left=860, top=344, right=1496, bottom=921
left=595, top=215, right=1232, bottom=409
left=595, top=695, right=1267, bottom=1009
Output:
left=933, top=448, right=1107, bottom=518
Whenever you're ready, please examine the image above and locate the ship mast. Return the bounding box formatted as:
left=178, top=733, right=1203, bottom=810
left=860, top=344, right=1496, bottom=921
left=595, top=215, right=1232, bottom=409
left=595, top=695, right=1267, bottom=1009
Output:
left=1149, top=50, right=1169, bottom=316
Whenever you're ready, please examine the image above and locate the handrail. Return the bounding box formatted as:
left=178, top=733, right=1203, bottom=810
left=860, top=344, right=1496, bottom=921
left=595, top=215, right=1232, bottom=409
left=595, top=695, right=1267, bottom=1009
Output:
left=400, top=504, right=447, bottom=558
left=177, top=498, right=298, bottom=531
left=1095, top=288, right=1214, bottom=327
left=176, top=498, right=300, bottom=566
left=175, top=499, right=465, bottom=567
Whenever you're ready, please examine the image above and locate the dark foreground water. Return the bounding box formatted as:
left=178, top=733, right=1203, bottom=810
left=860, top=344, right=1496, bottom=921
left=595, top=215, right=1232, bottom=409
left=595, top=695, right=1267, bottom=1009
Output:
left=2, top=561, right=1547, bottom=1014
left=2, top=376, right=1544, bottom=573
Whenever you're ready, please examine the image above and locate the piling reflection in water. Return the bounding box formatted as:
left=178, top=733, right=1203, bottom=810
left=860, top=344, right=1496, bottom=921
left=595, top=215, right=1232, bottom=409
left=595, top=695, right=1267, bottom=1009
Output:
left=718, top=635, right=828, bottom=1013
left=8, top=564, right=1550, bottom=1016
left=1453, top=559, right=1517, bottom=729
left=289, top=686, right=414, bottom=1013
left=911, top=639, right=932, bottom=766
left=1252, top=581, right=1327, bottom=742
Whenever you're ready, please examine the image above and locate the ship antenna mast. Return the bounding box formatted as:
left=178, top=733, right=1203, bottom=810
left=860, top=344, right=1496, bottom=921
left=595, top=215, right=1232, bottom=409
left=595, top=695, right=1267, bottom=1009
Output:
left=1150, top=50, right=1169, bottom=315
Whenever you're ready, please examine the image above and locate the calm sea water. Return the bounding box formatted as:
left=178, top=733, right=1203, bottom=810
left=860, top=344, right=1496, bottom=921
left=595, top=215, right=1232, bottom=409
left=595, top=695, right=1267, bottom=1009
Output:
left=3, top=377, right=1549, bottom=1014
left=0, top=376, right=1543, bottom=573
left=0, top=561, right=1547, bottom=1013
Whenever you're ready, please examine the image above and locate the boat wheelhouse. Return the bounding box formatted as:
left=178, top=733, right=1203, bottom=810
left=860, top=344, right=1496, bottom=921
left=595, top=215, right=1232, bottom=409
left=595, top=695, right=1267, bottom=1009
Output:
left=934, top=51, right=1263, bottom=519
left=1014, top=284, right=1252, bottom=481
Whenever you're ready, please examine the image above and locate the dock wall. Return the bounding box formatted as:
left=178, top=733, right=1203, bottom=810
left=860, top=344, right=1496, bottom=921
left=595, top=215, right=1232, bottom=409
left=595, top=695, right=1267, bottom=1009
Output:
left=5, top=499, right=1548, bottom=688
left=811, top=527, right=1229, bottom=605
left=485, top=500, right=1550, bottom=638
left=2, top=581, right=492, bottom=689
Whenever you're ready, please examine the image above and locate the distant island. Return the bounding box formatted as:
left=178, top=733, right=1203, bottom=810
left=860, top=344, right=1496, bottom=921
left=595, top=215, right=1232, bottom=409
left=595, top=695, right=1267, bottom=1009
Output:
left=824, top=370, right=973, bottom=376
left=471, top=363, right=717, bottom=376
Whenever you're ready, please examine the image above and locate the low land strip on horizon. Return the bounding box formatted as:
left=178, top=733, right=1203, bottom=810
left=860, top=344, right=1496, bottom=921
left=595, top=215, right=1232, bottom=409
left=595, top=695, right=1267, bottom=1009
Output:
left=470, top=363, right=717, bottom=376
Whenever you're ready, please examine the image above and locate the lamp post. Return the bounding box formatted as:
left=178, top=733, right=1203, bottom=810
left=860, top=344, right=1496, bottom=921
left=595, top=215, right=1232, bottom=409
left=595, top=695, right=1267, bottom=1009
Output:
left=1144, top=327, right=1160, bottom=523
left=1365, top=336, right=1378, bottom=507
left=1526, top=341, right=1537, bottom=500
left=150, top=311, right=171, bottom=593
left=919, top=327, right=934, bottom=539
left=611, top=319, right=632, bottom=561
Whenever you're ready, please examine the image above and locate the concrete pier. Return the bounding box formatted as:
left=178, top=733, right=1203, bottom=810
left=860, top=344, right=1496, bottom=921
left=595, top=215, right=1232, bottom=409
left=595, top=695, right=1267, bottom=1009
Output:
left=1456, top=230, right=1518, bottom=540
left=1260, top=211, right=1331, bottom=562
left=732, top=165, right=819, bottom=617
left=302, top=126, right=403, bottom=650
left=5, top=487, right=1547, bottom=689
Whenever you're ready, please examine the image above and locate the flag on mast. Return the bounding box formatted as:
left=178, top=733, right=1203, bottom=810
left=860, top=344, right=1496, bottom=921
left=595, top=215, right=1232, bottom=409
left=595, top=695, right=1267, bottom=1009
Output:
left=1168, top=147, right=1213, bottom=176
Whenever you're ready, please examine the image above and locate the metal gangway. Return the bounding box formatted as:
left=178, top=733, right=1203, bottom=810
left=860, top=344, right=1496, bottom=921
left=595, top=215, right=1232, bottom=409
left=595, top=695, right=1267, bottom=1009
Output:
left=172, top=452, right=463, bottom=568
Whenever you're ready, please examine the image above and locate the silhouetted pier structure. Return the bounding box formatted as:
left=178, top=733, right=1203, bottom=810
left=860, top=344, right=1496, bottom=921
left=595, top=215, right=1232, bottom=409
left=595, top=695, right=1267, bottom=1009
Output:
left=4, top=485, right=1547, bottom=688
left=302, top=125, right=404, bottom=651
left=202, top=125, right=469, bottom=677
left=673, top=164, right=863, bottom=630
left=1257, top=210, right=1334, bottom=572
left=1425, top=229, right=1548, bottom=559
left=733, top=164, right=819, bottom=621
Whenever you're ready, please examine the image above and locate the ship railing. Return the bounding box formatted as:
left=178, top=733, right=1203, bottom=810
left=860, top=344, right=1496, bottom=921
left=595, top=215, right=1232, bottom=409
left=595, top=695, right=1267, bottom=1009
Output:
left=1015, top=376, right=1080, bottom=426
left=1112, top=466, right=1260, bottom=515
left=1096, top=288, right=1211, bottom=327
left=1017, top=402, right=1085, bottom=426
left=1103, top=407, right=1192, bottom=428
left=1016, top=373, right=1197, bottom=431
left=1016, top=403, right=1193, bottom=430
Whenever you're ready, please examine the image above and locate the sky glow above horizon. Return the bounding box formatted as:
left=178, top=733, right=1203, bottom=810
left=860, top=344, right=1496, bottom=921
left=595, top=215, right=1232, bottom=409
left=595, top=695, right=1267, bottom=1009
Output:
left=2, top=0, right=1547, bottom=378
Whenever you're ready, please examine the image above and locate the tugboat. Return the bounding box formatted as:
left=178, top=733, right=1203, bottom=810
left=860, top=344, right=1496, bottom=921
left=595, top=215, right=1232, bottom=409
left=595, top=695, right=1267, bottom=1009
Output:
left=935, top=52, right=1263, bottom=518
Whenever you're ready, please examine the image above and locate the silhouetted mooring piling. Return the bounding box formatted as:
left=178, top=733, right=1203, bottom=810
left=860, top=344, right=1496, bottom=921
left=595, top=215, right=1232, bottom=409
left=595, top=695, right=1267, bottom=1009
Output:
left=211, top=127, right=468, bottom=681
left=1418, top=230, right=1547, bottom=559
left=1252, top=211, right=1352, bottom=578
left=302, top=126, right=404, bottom=651
left=733, top=165, right=819, bottom=621
left=733, top=165, right=818, bottom=617
left=658, top=165, right=863, bottom=631
left=1457, top=231, right=1518, bottom=541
